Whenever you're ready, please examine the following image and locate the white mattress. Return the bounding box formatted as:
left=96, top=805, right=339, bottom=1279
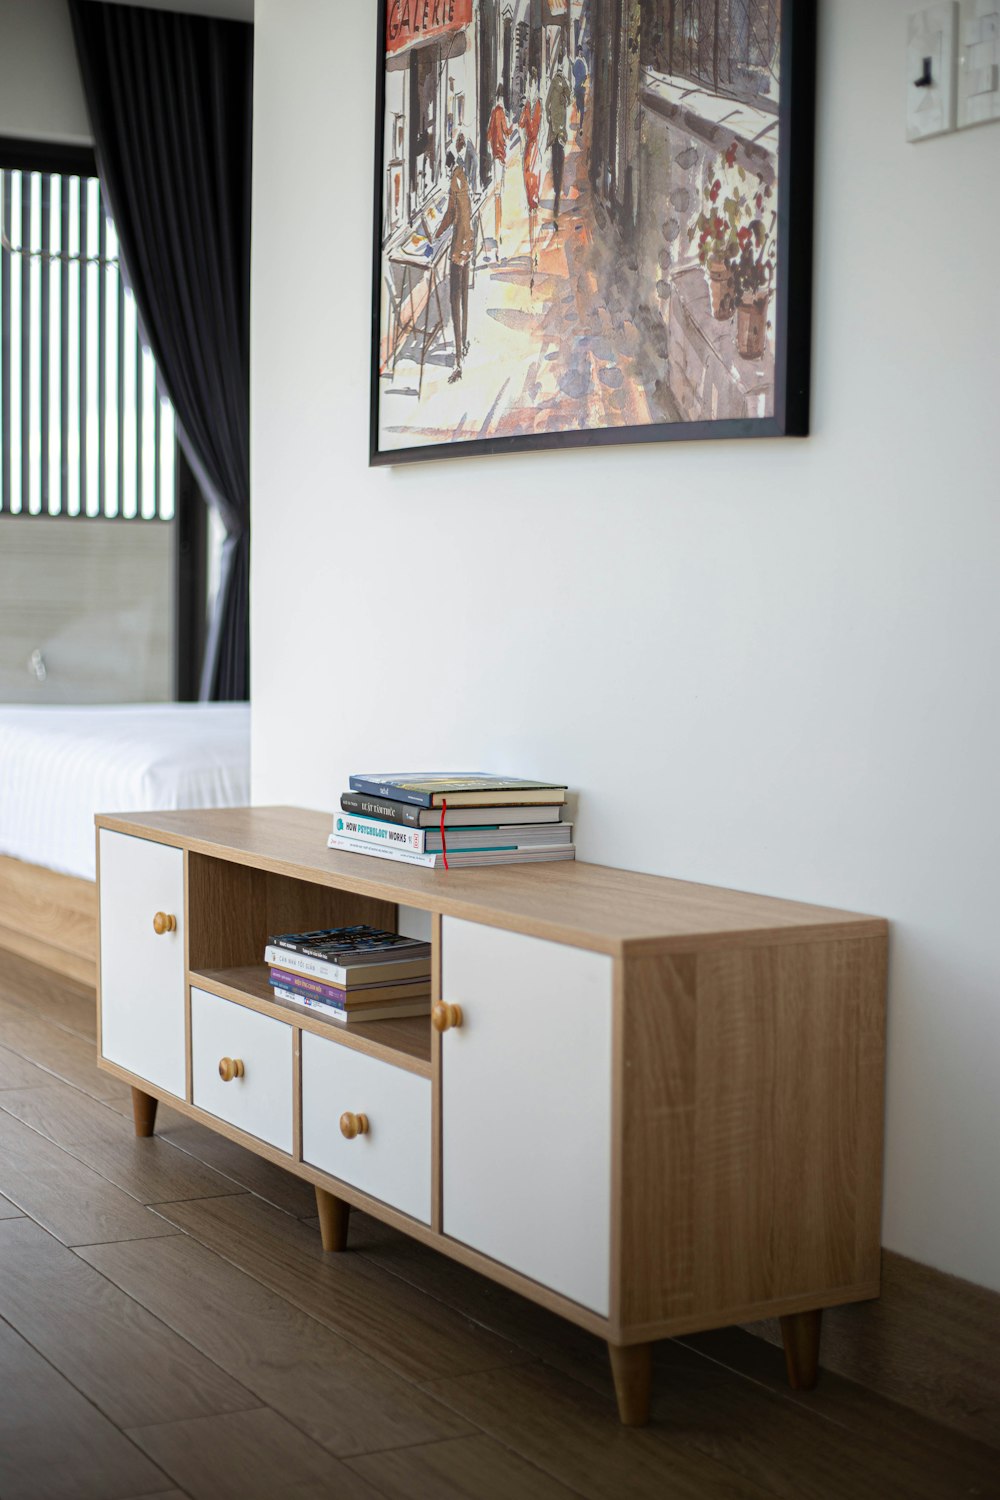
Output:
left=0, top=703, right=250, bottom=881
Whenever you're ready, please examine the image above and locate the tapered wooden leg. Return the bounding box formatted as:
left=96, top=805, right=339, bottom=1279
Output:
left=608, top=1341, right=653, bottom=1427
left=315, top=1185, right=351, bottom=1252
left=130, top=1086, right=158, bottom=1138
left=780, top=1309, right=822, bottom=1390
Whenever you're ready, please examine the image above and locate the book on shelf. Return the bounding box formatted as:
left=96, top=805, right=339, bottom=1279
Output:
left=332, top=813, right=574, bottom=856
left=340, top=792, right=564, bottom=829
left=268, top=925, right=430, bottom=962
left=327, top=833, right=575, bottom=869
left=268, top=967, right=430, bottom=1006
left=262, top=944, right=431, bottom=987
left=271, top=986, right=430, bottom=1025
left=332, top=816, right=424, bottom=854
left=347, top=773, right=567, bottom=808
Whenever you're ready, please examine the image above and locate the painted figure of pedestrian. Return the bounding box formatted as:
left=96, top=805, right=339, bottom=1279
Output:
left=546, top=56, right=573, bottom=231
left=572, top=50, right=589, bottom=137
left=463, top=132, right=478, bottom=199
left=519, top=69, right=542, bottom=277
left=435, top=142, right=473, bottom=384
left=486, top=85, right=510, bottom=254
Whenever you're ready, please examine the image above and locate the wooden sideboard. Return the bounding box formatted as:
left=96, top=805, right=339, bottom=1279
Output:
left=94, top=805, right=888, bottom=1426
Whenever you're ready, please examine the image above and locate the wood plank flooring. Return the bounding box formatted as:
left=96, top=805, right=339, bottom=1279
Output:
left=0, top=951, right=997, bottom=1500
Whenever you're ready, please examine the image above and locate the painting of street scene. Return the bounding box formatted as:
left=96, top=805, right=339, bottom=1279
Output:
left=373, top=0, right=794, bottom=461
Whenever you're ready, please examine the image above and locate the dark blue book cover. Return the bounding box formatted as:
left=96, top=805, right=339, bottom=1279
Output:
left=347, top=773, right=567, bottom=808
left=268, top=925, right=429, bottom=960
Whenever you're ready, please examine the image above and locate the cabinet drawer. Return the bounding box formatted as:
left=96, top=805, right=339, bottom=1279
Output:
left=191, top=988, right=293, bottom=1153
left=301, top=1032, right=431, bottom=1224
left=441, top=916, right=613, bottom=1315
left=99, top=831, right=185, bottom=1097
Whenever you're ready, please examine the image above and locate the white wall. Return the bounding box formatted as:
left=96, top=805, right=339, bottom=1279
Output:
left=251, top=0, right=1000, bottom=1292
left=0, top=0, right=91, bottom=146
left=0, top=0, right=254, bottom=152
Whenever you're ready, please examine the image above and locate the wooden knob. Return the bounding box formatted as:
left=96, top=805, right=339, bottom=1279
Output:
left=218, top=1057, right=245, bottom=1083
left=432, top=1002, right=464, bottom=1032
left=339, top=1111, right=369, bottom=1139
left=152, top=911, right=177, bottom=935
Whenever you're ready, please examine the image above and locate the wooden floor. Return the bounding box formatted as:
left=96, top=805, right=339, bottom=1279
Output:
left=0, top=954, right=997, bottom=1500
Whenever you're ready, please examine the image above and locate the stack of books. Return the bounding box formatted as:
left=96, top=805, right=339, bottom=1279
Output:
left=263, top=925, right=431, bottom=1025
left=327, top=773, right=575, bottom=869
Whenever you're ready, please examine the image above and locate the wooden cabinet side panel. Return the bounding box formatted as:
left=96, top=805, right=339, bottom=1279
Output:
left=430, top=912, right=443, bottom=1233
left=691, top=936, right=886, bottom=1322
left=851, top=935, right=889, bottom=1287
left=619, top=953, right=699, bottom=1329
left=619, top=936, right=887, bottom=1333
left=186, top=854, right=395, bottom=970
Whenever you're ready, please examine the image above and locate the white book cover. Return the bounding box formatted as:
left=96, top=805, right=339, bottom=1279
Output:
left=328, top=834, right=437, bottom=868
left=331, top=814, right=425, bottom=853
left=262, top=943, right=430, bottom=984
left=327, top=834, right=576, bottom=869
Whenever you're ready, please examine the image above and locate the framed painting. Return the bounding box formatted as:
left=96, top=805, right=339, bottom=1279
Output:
left=371, top=0, right=816, bottom=466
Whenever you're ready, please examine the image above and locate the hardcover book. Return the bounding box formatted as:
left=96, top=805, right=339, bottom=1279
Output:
left=262, top=945, right=431, bottom=987
left=347, top=773, right=567, bottom=808
left=268, top=967, right=430, bottom=1006
left=332, top=815, right=425, bottom=853
left=423, top=823, right=573, bottom=852
left=271, top=986, right=430, bottom=1024
left=340, top=792, right=563, bottom=829
left=332, top=815, right=574, bottom=856
left=327, top=834, right=576, bottom=869
left=267, top=925, right=430, bottom=962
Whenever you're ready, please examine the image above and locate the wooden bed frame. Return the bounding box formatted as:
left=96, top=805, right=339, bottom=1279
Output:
left=0, top=855, right=97, bottom=987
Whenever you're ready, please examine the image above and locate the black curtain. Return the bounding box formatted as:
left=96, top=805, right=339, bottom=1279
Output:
left=69, top=1, right=252, bottom=702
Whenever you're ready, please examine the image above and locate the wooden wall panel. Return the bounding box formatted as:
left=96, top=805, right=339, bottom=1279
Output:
left=0, top=856, right=97, bottom=984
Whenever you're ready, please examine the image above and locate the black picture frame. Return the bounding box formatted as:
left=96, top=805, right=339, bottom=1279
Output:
left=370, top=0, right=816, bottom=468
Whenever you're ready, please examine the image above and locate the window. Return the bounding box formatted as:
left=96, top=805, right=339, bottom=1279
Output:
left=642, top=0, right=781, bottom=106
left=0, top=166, right=176, bottom=520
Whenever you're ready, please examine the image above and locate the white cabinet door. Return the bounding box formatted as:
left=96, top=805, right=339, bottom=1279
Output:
left=99, top=831, right=186, bottom=1098
left=441, top=916, right=613, bottom=1315
left=301, top=1033, right=431, bottom=1224
left=191, top=988, right=293, bottom=1154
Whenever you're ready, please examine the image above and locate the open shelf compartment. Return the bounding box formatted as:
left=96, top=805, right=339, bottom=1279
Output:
left=187, top=853, right=432, bottom=1076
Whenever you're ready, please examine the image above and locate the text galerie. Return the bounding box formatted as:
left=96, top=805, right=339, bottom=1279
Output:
left=386, top=0, right=473, bottom=52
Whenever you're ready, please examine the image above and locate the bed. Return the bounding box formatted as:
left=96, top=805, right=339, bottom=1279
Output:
left=0, top=703, right=250, bottom=986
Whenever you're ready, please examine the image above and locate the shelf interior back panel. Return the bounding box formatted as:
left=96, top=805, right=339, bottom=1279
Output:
left=187, top=852, right=397, bottom=971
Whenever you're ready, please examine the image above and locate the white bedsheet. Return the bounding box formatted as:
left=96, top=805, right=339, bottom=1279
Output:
left=0, top=703, right=250, bottom=881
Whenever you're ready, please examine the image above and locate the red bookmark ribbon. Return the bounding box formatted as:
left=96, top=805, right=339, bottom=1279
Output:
left=440, top=799, right=449, bottom=871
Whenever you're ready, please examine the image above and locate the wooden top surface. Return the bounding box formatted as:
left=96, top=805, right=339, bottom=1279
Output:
left=95, top=806, right=887, bottom=957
